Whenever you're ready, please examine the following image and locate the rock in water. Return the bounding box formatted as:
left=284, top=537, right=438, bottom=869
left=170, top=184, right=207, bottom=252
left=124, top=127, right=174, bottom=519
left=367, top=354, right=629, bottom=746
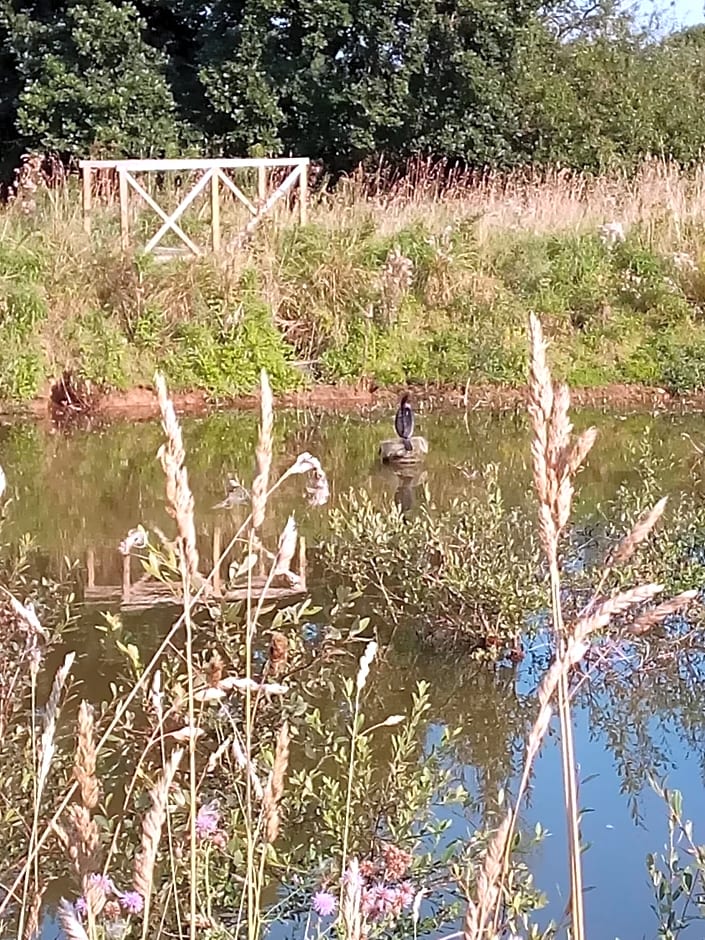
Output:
left=379, top=436, right=428, bottom=463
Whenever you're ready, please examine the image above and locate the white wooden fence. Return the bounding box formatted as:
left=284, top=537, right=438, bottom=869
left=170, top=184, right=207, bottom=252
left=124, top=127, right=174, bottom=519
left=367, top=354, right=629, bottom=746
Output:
left=79, top=157, right=310, bottom=256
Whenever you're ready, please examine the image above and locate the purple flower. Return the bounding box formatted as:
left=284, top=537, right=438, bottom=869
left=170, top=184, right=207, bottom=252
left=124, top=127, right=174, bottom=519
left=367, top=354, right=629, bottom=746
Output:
left=195, top=802, right=220, bottom=839
left=362, top=884, right=402, bottom=920
left=88, top=873, right=115, bottom=896
left=312, top=890, right=338, bottom=917
left=74, top=897, right=87, bottom=918
left=118, top=891, right=144, bottom=914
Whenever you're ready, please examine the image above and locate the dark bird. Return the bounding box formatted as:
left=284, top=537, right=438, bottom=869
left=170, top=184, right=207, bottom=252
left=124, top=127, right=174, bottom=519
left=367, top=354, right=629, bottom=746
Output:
left=394, top=393, right=414, bottom=452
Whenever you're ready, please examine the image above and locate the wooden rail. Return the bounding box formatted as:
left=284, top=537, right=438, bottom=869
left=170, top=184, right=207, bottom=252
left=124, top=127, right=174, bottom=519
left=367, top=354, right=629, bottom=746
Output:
left=79, top=156, right=310, bottom=257
left=82, top=528, right=308, bottom=612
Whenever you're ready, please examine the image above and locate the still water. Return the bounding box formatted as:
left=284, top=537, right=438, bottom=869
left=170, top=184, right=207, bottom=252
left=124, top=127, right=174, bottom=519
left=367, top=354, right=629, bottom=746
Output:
left=5, top=404, right=705, bottom=940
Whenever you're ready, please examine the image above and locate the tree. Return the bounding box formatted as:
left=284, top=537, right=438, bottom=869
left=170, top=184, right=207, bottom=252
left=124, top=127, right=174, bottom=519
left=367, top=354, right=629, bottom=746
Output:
left=184, top=0, right=542, bottom=170
left=3, top=0, right=183, bottom=156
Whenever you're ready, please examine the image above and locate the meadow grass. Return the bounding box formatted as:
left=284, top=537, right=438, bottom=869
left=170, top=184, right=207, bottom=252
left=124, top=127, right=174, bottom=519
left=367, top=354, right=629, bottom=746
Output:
left=5, top=160, right=705, bottom=404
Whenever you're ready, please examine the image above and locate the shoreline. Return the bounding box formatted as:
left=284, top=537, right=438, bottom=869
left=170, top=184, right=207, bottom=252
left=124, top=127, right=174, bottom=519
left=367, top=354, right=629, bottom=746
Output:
left=2, top=380, right=703, bottom=425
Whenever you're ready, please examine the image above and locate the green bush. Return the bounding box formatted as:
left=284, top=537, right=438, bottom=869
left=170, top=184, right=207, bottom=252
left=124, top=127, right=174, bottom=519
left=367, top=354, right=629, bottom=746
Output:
left=320, top=469, right=541, bottom=653
left=164, top=297, right=300, bottom=396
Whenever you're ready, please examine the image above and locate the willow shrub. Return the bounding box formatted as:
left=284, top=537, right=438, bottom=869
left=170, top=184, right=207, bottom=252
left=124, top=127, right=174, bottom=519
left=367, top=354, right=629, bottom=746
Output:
left=320, top=466, right=542, bottom=655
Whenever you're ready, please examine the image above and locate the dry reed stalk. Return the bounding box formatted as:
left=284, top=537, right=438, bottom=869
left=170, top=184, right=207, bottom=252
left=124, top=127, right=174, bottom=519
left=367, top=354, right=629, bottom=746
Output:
left=38, top=652, right=76, bottom=788
left=466, top=582, right=668, bottom=938
left=262, top=722, right=290, bottom=844
left=272, top=515, right=297, bottom=576
left=231, top=733, right=265, bottom=799
left=464, top=816, right=511, bottom=940
left=154, top=372, right=200, bottom=584
left=74, top=701, right=99, bottom=810
left=22, top=885, right=45, bottom=940
left=67, top=700, right=104, bottom=925
left=608, top=496, right=669, bottom=567
left=467, top=316, right=694, bottom=940
left=66, top=803, right=100, bottom=881
left=340, top=859, right=363, bottom=940
left=576, top=583, right=665, bottom=637
left=133, top=747, right=184, bottom=910
left=57, top=899, right=89, bottom=940
left=628, top=589, right=699, bottom=635
left=481, top=314, right=596, bottom=940
left=251, top=369, right=273, bottom=531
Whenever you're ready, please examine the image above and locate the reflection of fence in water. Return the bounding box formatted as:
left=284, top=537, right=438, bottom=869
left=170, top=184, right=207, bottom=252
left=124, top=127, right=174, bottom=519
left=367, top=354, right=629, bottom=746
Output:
left=81, top=524, right=307, bottom=612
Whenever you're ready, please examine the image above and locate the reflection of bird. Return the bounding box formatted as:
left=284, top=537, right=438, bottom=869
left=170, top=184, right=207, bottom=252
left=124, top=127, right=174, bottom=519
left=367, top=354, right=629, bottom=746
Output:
left=394, top=478, right=415, bottom=515
left=394, top=393, right=414, bottom=452
left=212, top=478, right=250, bottom=509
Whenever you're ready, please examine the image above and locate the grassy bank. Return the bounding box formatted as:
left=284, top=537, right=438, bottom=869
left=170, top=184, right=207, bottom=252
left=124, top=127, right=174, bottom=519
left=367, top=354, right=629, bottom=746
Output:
left=6, top=161, right=705, bottom=404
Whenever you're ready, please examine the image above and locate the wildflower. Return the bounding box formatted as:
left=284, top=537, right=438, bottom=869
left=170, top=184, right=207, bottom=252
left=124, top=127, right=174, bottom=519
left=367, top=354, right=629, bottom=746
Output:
left=74, top=897, right=87, bottom=918
left=195, top=801, right=220, bottom=838
left=673, top=251, right=696, bottom=271
left=362, top=884, right=400, bottom=919
left=118, top=525, right=148, bottom=555
left=377, top=885, right=401, bottom=916
left=361, top=887, right=376, bottom=917
left=312, top=890, right=337, bottom=917
left=118, top=891, right=144, bottom=914
left=88, top=873, right=115, bottom=896
left=306, top=468, right=330, bottom=507
left=383, top=843, right=412, bottom=880
left=104, top=900, right=121, bottom=919
left=399, top=880, right=416, bottom=909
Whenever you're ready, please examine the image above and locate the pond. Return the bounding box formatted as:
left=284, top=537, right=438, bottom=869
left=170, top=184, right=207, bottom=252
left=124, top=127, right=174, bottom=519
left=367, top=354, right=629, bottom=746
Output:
left=4, top=404, right=705, bottom=940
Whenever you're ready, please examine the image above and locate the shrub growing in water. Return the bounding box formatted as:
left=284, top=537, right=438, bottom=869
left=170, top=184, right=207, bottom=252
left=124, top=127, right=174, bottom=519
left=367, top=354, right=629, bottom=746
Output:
left=320, top=466, right=542, bottom=654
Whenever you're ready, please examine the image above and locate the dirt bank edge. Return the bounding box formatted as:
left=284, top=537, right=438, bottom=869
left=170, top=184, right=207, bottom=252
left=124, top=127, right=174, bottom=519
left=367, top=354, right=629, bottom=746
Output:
left=0, top=380, right=702, bottom=425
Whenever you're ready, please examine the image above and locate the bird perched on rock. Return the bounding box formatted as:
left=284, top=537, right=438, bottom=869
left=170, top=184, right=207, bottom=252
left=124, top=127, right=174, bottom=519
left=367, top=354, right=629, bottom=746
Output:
left=212, top=477, right=250, bottom=509
left=394, top=393, right=414, bottom=452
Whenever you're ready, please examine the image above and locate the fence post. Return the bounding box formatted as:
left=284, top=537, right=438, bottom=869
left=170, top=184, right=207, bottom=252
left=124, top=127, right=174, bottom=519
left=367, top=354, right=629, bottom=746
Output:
left=118, top=169, right=129, bottom=251
left=211, top=170, right=221, bottom=252
left=82, top=165, right=92, bottom=234
left=299, top=163, right=308, bottom=225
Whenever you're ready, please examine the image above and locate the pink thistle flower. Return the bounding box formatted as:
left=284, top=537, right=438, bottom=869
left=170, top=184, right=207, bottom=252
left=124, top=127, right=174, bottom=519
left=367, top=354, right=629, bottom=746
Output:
left=312, top=890, right=337, bottom=917
left=377, top=885, right=401, bottom=916
left=399, top=880, right=416, bottom=909
left=361, top=887, right=376, bottom=917
left=195, top=802, right=220, bottom=839
left=118, top=891, right=144, bottom=914
left=88, top=873, right=115, bottom=896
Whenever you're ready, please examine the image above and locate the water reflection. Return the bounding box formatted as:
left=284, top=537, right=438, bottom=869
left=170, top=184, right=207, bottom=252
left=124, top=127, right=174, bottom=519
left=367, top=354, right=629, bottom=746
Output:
left=4, top=407, right=705, bottom=937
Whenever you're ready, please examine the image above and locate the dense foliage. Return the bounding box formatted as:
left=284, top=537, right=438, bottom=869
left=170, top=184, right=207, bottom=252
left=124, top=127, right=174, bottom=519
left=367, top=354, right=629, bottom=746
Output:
left=1, top=0, right=705, bottom=177
left=7, top=193, right=705, bottom=400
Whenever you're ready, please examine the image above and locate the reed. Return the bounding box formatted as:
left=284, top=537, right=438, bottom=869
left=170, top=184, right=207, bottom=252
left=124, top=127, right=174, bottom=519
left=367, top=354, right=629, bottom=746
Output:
left=262, top=722, right=290, bottom=845
left=133, top=747, right=184, bottom=935
left=462, top=314, right=700, bottom=940
left=155, top=369, right=200, bottom=939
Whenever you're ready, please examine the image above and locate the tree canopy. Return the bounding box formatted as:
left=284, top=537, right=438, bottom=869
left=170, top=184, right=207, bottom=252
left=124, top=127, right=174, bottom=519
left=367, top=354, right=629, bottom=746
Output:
left=0, top=0, right=704, bottom=175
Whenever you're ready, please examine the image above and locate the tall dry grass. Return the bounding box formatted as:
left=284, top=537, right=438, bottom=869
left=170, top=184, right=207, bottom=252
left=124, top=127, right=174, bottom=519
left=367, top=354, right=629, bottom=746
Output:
left=0, top=367, right=332, bottom=939
left=461, top=314, right=698, bottom=939
left=9, top=156, right=705, bottom=249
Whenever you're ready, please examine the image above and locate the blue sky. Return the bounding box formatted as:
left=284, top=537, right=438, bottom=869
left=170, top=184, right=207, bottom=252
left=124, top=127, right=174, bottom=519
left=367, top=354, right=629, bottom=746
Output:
left=659, top=0, right=703, bottom=26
